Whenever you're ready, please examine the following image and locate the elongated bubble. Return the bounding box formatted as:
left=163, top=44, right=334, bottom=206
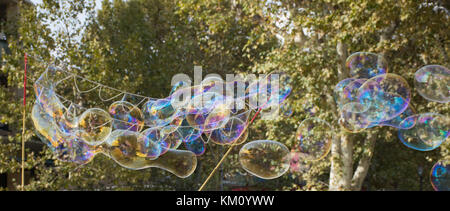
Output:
left=239, top=140, right=290, bottom=179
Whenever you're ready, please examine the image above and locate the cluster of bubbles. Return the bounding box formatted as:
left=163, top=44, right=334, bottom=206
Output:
left=32, top=66, right=292, bottom=178
left=333, top=52, right=448, bottom=150
left=238, top=53, right=448, bottom=184
left=31, top=53, right=448, bottom=190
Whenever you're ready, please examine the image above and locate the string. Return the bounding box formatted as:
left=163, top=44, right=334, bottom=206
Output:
left=197, top=107, right=262, bottom=191
left=21, top=53, right=27, bottom=191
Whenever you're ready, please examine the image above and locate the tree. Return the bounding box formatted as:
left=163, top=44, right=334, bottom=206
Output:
left=0, top=0, right=448, bottom=191
left=257, top=0, right=449, bottom=190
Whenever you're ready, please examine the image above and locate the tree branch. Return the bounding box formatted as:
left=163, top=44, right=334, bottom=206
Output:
left=351, top=133, right=376, bottom=190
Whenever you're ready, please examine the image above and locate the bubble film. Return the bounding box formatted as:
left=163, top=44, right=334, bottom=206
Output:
left=77, top=108, right=113, bottom=146
left=109, top=101, right=145, bottom=132
left=346, top=52, right=388, bottom=79
left=239, top=140, right=290, bottom=179
left=398, top=113, right=449, bottom=151
left=431, top=160, right=450, bottom=191
left=414, top=65, right=450, bottom=103
left=184, top=138, right=206, bottom=156
left=296, top=118, right=333, bottom=161
left=32, top=65, right=293, bottom=179
left=358, top=73, right=411, bottom=123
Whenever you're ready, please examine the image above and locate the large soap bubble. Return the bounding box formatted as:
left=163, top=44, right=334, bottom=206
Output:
left=77, top=108, right=113, bottom=146
left=105, top=130, right=161, bottom=169
left=358, top=73, right=411, bottom=123
left=414, top=65, right=449, bottom=103
left=398, top=113, right=449, bottom=151
left=109, top=101, right=144, bottom=132
left=239, top=140, right=290, bottom=179
left=296, top=118, right=333, bottom=161
left=346, top=52, right=388, bottom=79
left=431, top=160, right=449, bottom=191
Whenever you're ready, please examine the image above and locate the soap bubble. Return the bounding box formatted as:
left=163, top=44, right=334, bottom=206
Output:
left=209, top=117, right=247, bottom=145
left=346, top=52, right=388, bottom=79
left=370, top=105, right=416, bottom=129
left=177, top=119, right=202, bottom=143
left=105, top=130, right=161, bottom=169
left=160, top=125, right=183, bottom=149
left=296, top=118, right=333, bottom=161
left=414, top=65, right=449, bottom=103
left=31, top=103, right=61, bottom=148
left=239, top=140, right=290, bottom=179
left=358, top=73, right=411, bottom=123
left=333, top=78, right=359, bottom=107
left=336, top=79, right=367, bottom=109
left=77, top=108, right=113, bottom=146
left=186, top=92, right=230, bottom=131
left=142, top=99, right=156, bottom=127
left=141, top=127, right=170, bottom=156
left=101, top=146, right=197, bottom=178
left=109, top=101, right=144, bottom=132
left=184, top=138, right=206, bottom=156
left=52, top=135, right=98, bottom=165
left=146, top=98, right=178, bottom=127
left=431, top=160, right=449, bottom=191
left=398, top=113, right=449, bottom=151
left=339, top=102, right=371, bottom=133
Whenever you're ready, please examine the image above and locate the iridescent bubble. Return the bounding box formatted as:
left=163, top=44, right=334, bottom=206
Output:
left=52, top=134, right=98, bottom=165
left=101, top=146, right=197, bottom=178
left=77, top=108, right=112, bottom=146
left=141, top=127, right=170, bottom=156
left=334, top=78, right=356, bottom=105
left=398, top=113, right=449, bottom=151
left=246, top=72, right=291, bottom=110
left=369, top=105, right=416, bottom=129
left=209, top=117, right=248, bottom=145
left=177, top=119, right=202, bottom=143
left=358, top=73, right=411, bottom=123
left=31, top=103, right=63, bottom=148
left=186, top=92, right=230, bottom=131
left=239, top=140, right=290, bottom=179
left=105, top=130, right=161, bottom=168
left=414, top=65, right=449, bottom=103
left=108, top=101, right=145, bottom=132
left=296, top=118, right=333, bottom=161
left=184, top=138, right=206, bottom=156
left=336, top=79, right=367, bottom=109
left=147, top=97, right=178, bottom=127
left=141, top=99, right=156, bottom=127
left=339, top=102, right=371, bottom=133
left=431, top=160, right=450, bottom=191
left=346, top=52, right=388, bottom=79
left=160, top=125, right=183, bottom=149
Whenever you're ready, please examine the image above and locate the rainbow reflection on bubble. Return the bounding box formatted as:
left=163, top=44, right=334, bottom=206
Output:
left=398, top=113, right=449, bottom=151
left=431, top=160, right=450, bottom=191
left=414, top=65, right=450, bottom=103
left=346, top=52, right=388, bottom=79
